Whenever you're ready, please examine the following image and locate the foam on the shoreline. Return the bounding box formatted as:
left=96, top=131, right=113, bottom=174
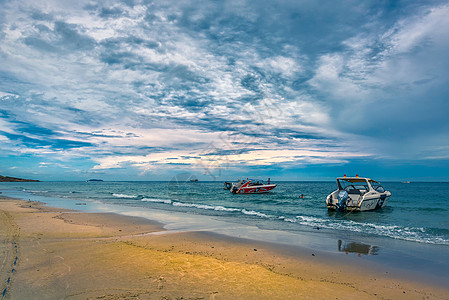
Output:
left=112, top=193, right=141, bottom=199
left=134, top=197, right=449, bottom=246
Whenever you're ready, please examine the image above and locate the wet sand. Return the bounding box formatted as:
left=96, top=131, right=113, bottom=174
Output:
left=1, top=197, right=448, bottom=299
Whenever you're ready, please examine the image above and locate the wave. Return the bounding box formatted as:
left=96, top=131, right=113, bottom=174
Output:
left=241, top=209, right=273, bottom=218
left=136, top=197, right=449, bottom=246
left=283, top=215, right=449, bottom=246
left=141, top=198, right=172, bottom=204
left=141, top=198, right=270, bottom=216
left=172, top=201, right=241, bottom=212
left=112, top=193, right=140, bottom=199
left=22, top=189, right=49, bottom=193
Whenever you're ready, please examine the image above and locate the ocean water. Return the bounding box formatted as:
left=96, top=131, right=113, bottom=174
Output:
left=1, top=180, right=448, bottom=247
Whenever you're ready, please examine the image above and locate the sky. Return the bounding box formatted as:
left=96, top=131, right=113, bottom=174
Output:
left=1, top=0, right=449, bottom=181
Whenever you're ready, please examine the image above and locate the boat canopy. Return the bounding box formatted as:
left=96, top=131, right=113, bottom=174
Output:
left=337, top=177, right=378, bottom=183
left=337, top=177, right=384, bottom=192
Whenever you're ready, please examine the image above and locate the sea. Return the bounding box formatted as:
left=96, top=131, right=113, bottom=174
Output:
left=1, top=180, right=449, bottom=284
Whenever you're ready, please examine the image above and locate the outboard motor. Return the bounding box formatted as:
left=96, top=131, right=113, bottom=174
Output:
left=336, top=190, right=349, bottom=212
left=231, top=185, right=238, bottom=194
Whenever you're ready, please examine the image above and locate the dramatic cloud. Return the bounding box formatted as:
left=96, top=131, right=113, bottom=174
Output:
left=1, top=0, right=448, bottom=180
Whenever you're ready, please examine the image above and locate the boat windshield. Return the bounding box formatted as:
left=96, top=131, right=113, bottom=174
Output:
left=248, top=179, right=266, bottom=186
left=337, top=179, right=369, bottom=194
left=369, top=181, right=385, bottom=193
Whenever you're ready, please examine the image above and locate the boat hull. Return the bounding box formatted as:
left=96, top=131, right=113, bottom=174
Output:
left=358, top=195, right=390, bottom=211
left=236, top=184, right=277, bottom=194
left=326, top=191, right=390, bottom=212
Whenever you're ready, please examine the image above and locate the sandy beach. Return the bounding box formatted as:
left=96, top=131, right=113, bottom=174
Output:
left=1, top=196, right=448, bottom=299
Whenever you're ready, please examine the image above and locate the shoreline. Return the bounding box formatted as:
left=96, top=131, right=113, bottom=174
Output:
left=2, top=188, right=449, bottom=286
left=1, top=196, right=448, bottom=299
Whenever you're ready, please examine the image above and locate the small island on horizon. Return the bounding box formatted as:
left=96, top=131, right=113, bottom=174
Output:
left=0, top=175, right=40, bottom=182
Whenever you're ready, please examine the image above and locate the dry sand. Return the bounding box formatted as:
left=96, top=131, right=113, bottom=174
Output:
left=1, top=197, right=448, bottom=299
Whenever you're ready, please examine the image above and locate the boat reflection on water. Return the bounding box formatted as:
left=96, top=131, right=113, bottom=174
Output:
left=338, top=240, right=380, bottom=256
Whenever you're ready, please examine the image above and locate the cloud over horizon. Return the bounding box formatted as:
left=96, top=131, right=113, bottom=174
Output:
left=1, top=0, right=449, bottom=181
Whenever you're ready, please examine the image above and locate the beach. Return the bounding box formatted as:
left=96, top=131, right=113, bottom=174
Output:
left=1, top=196, right=448, bottom=299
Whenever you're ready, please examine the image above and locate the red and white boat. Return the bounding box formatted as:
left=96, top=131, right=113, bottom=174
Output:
left=230, top=179, right=276, bottom=194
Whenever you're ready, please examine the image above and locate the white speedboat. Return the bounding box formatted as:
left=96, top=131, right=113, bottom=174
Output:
left=326, top=176, right=391, bottom=212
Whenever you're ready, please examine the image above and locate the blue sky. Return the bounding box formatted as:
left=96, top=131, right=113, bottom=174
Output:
left=1, top=0, right=449, bottom=181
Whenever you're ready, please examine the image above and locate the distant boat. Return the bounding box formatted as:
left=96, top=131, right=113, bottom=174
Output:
left=326, top=175, right=391, bottom=212
left=401, top=181, right=411, bottom=184
left=86, top=179, right=103, bottom=182
left=189, top=178, right=199, bottom=182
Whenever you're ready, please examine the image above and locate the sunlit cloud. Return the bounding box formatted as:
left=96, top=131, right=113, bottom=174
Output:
left=1, top=0, right=448, bottom=180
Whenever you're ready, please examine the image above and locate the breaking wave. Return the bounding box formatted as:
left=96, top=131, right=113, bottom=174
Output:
left=283, top=215, right=449, bottom=245
left=138, top=198, right=449, bottom=245
left=141, top=198, right=172, bottom=204
left=112, top=193, right=141, bottom=199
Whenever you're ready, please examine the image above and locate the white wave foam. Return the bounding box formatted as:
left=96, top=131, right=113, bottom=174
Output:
left=173, top=202, right=213, bottom=209
left=164, top=200, right=267, bottom=216
left=286, top=215, right=449, bottom=245
left=173, top=202, right=273, bottom=218
left=241, top=209, right=272, bottom=218
left=214, top=206, right=241, bottom=212
left=24, top=190, right=49, bottom=193
left=141, top=198, right=172, bottom=204
left=172, top=202, right=241, bottom=212
left=112, top=193, right=139, bottom=199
